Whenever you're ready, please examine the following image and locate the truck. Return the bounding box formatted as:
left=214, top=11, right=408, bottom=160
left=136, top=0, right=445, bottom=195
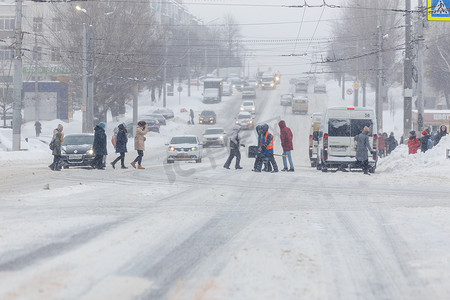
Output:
left=292, top=96, right=309, bottom=114
left=203, top=78, right=223, bottom=104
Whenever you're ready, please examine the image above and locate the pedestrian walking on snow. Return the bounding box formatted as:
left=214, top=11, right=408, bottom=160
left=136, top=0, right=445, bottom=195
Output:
left=278, top=120, right=294, bottom=172
left=408, top=130, right=421, bottom=154
left=189, top=109, right=195, bottom=125
left=260, top=124, right=278, bottom=173
left=111, top=123, right=128, bottom=169
left=34, top=120, right=42, bottom=137
left=131, top=121, right=149, bottom=169
left=92, top=122, right=107, bottom=169
left=49, top=124, right=64, bottom=171
left=354, top=126, right=375, bottom=174
left=224, top=125, right=244, bottom=169
left=386, top=132, right=398, bottom=155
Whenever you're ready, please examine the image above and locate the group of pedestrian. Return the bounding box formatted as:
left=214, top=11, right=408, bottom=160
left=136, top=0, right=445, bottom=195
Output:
left=223, top=120, right=294, bottom=173
left=408, top=125, right=448, bottom=154
left=49, top=121, right=150, bottom=171
left=377, top=132, right=398, bottom=157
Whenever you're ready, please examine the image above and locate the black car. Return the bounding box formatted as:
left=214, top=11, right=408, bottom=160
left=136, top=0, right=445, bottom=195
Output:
left=60, top=134, right=99, bottom=168
left=199, top=110, right=217, bottom=124
left=152, top=108, right=174, bottom=119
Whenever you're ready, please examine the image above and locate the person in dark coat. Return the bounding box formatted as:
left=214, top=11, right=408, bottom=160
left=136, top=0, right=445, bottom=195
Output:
left=92, top=122, right=107, bottom=169
left=224, top=125, right=244, bottom=169
left=34, top=121, right=42, bottom=137
left=433, top=125, right=448, bottom=146
left=252, top=125, right=264, bottom=172
left=111, top=123, right=128, bottom=169
left=386, top=132, right=398, bottom=155
left=354, top=126, right=374, bottom=174
left=278, top=120, right=294, bottom=171
left=49, top=124, right=64, bottom=171
left=408, top=130, right=421, bottom=154
left=420, top=130, right=431, bottom=153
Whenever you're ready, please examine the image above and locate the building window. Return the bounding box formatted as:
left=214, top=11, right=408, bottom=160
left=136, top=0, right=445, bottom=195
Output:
left=0, top=47, right=14, bottom=60
left=33, top=17, right=43, bottom=32
left=0, top=17, right=15, bottom=31
left=51, top=18, right=61, bottom=32
left=51, top=47, right=60, bottom=62
left=32, top=46, right=42, bottom=61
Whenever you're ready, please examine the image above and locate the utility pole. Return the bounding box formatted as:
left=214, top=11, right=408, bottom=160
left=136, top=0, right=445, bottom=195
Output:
left=132, top=80, right=138, bottom=137
left=34, top=33, right=39, bottom=121
left=217, top=47, right=220, bottom=77
left=82, top=23, right=87, bottom=132
left=404, top=0, right=413, bottom=141
left=187, top=30, right=191, bottom=97
left=163, top=41, right=168, bottom=108
left=376, top=25, right=383, bottom=132
left=341, top=73, right=345, bottom=101
left=353, top=42, right=359, bottom=107
left=417, top=0, right=425, bottom=132
left=12, top=0, right=23, bottom=151
left=87, top=24, right=94, bottom=132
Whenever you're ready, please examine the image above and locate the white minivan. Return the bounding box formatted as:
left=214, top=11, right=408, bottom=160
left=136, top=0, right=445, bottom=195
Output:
left=316, top=107, right=378, bottom=173
left=309, top=113, right=322, bottom=167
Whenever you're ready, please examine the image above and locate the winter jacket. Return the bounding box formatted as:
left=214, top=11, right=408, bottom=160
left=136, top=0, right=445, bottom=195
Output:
left=386, top=135, right=398, bottom=152
left=278, top=120, right=293, bottom=152
left=134, top=124, right=149, bottom=151
left=378, top=135, right=386, bottom=150
left=52, top=129, right=63, bottom=156
left=115, top=125, right=128, bottom=153
left=434, top=125, right=448, bottom=146
left=93, top=125, right=108, bottom=155
left=261, top=132, right=274, bottom=155
left=229, top=125, right=241, bottom=150
left=420, top=134, right=430, bottom=153
left=408, top=137, right=421, bottom=154
left=354, top=131, right=373, bottom=161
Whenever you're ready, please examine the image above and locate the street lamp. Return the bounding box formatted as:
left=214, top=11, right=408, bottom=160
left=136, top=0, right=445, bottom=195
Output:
left=75, top=5, right=94, bottom=133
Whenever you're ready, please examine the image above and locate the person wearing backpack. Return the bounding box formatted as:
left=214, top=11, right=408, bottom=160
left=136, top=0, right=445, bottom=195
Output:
left=48, top=124, right=64, bottom=171
left=111, top=123, right=128, bottom=169
left=420, top=130, right=431, bottom=153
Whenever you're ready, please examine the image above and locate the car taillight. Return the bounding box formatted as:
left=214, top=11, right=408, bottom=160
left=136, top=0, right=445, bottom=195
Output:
left=309, top=135, right=313, bottom=149
left=373, top=134, right=378, bottom=160
left=323, top=134, right=328, bottom=161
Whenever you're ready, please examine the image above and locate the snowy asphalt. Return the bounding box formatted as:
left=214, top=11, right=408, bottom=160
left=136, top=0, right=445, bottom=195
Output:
left=0, top=85, right=449, bottom=299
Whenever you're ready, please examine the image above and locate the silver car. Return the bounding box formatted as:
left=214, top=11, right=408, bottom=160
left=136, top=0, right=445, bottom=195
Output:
left=166, top=135, right=202, bottom=163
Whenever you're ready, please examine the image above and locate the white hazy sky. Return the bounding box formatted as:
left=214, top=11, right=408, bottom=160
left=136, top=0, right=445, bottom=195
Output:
left=184, top=0, right=341, bottom=77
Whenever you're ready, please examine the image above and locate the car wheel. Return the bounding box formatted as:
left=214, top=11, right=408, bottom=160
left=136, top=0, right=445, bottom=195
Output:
left=369, top=166, right=376, bottom=174
left=196, top=158, right=202, bottom=163
left=167, top=159, right=174, bottom=164
left=321, top=166, right=328, bottom=173
left=311, top=162, right=316, bottom=168
left=316, top=162, right=322, bottom=170
left=64, top=165, right=69, bottom=169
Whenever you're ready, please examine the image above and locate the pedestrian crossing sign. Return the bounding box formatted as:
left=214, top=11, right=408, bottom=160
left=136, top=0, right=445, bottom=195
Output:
left=428, top=0, right=450, bottom=20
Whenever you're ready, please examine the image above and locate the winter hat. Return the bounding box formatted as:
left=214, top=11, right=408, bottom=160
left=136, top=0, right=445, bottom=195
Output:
left=98, top=122, right=106, bottom=128
left=421, top=130, right=427, bottom=136
left=233, top=125, right=241, bottom=131
left=409, top=130, right=416, bottom=135
left=57, top=124, right=63, bottom=131
left=138, top=121, right=147, bottom=127
left=118, top=123, right=125, bottom=129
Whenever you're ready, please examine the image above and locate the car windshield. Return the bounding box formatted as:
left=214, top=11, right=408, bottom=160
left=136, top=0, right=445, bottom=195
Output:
left=243, top=87, right=254, bottom=91
left=242, top=102, right=253, bottom=106
left=62, top=135, right=94, bottom=146
left=238, top=114, right=251, bottom=119
left=204, top=129, right=224, bottom=134
left=201, top=111, right=215, bottom=116
left=328, top=119, right=373, bottom=137
left=170, top=136, right=197, bottom=144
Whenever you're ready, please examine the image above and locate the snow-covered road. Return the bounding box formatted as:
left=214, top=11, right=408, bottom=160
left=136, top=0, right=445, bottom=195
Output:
left=1, top=82, right=449, bottom=299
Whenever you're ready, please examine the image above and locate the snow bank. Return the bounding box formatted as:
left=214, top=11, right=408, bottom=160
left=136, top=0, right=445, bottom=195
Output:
left=377, top=135, right=450, bottom=181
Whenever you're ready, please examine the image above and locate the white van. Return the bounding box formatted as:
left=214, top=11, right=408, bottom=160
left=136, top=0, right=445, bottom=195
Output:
left=316, top=107, right=378, bottom=173
left=309, top=113, right=322, bottom=167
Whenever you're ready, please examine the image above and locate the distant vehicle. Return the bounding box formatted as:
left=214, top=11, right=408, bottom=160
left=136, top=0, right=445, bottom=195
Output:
left=125, top=118, right=160, bottom=136
left=260, top=74, right=276, bottom=90
left=222, top=82, right=233, bottom=96
left=235, top=80, right=247, bottom=92
left=144, top=113, right=166, bottom=125
left=240, top=100, right=256, bottom=115
left=289, top=78, right=299, bottom=85
left=309, top=113, right=322, bottom=167
left=203, top=78, right=223, bottom=103
left=247, top=78, right=259, bottom=87
left=202, top=127, right=227, bottom=147
left=235, top=111, right=254, bottom=129
left=242, top=86, right=256, bottom=99
left=295, top=80, right=308, bottom=93
left=199, top=110, right=217, bottom=124
left=316, top=107, right=378, bottom=173
left=274, top=73, right=281, bottom=85
left=152, top=108, right=174, bottom=119
left=314, top=83, right=327, bottom=93
left=292, top=96, right=309, bottom=114
left=60, top=134, right=97, bottom=168
left=280, top=94, right=293, bottom=106
left=166, top=135, right=202, bottom=163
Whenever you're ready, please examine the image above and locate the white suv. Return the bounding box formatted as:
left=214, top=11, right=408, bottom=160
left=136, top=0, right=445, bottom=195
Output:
left=166, top=135, right=202, bottom=163
left=240, top=100, right=256, bottom=115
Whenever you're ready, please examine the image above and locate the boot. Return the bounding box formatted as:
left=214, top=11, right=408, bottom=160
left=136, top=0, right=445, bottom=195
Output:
left=138, top=165, right=145, bottom=169
left=110, top=162, right=116, bottom=169
left=121, top=166, right=128, bottom=169
left=131, top=161, right=136, bottom=169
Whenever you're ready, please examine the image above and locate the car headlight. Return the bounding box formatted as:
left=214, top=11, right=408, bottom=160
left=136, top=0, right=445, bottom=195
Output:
left=270, top=83, right=274, bottom=87
left=252, top=107, right=255, bottom=110
left=249, top=120, right=253, bottom=124
left=191, top=147, right=198, bottom=151
left=240, top=107, right=244, bottom=110
left=86, top=149, right=94, bottom=156
left=236, top=121, right=239, bottom=124
left=209, top=117, right=213, bottom=120
left=169, top=146, right=175, bottom=151
left=261, top=84, right=265, bottom=87
left=219, top=136, right=224, bottom=139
